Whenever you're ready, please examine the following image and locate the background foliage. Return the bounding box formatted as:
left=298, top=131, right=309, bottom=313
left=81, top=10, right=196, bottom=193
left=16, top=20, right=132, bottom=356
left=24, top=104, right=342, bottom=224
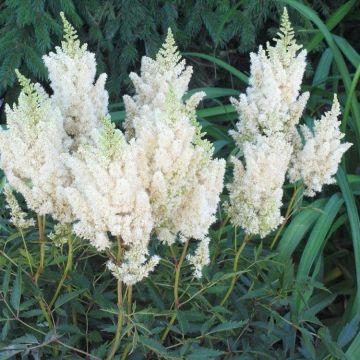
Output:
left=2, top=0, right=358, bottom=115
left=1, top=0, right=360, bottom=359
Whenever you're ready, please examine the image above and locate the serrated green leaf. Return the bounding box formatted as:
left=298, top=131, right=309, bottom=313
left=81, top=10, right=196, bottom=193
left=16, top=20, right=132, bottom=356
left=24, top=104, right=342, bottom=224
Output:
left=54, top=289, right=86, bottom=309
left=140, top=336, right=168, bottom=356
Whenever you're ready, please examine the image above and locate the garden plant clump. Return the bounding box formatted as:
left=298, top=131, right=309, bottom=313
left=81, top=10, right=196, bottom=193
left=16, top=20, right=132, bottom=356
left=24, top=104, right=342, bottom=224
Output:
left=0, top=4, right=360, bottom=360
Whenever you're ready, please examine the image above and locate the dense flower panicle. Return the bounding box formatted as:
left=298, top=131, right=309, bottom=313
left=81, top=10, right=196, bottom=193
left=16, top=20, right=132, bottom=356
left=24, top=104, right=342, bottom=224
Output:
left=288, top=96, right=352, bottom=196
left=4, top=185, right=35, bottom=229
left=0, top=74, right=73, bottom=223
left=64, top=118, right=151, bottom=248
left=229, top=8, right=308, bottom=150
left=107, top=251, right=160, bottom=285
left=227, top=9, right=351, bottom=238
left=124, top=29, right=225, bottom=251
left=43, top=12, right=108, bottom=147
left=64, top=117, right=158, bottom=284
left=227, top=135, right=292, bottom=237
left=123, top=30, right=192, bottom=140
left=187, top=237, right=210, bottom=278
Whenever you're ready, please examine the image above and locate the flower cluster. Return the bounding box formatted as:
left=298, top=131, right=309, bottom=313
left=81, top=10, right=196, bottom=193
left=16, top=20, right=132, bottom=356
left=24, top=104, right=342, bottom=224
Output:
left=0, top=71, right=73, bottom=223
left=0, top=16, right=225, bottom=283
left=229, top=8, right=309, bottom=150
left=3, top=184, right=35, bottom=230
left=122, top=29, right=225, bottom=276
left=227, top=136, right=291, bottom=237
left=227, top=8, right=351, bottom=237
left=43, top=13, right=108, bottom=148
left=288, top=96, right=351, bottom=196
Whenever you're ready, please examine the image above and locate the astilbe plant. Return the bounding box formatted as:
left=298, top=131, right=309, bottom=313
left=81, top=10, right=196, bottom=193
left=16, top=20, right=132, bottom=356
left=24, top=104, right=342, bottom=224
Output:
left=0, top=8, right=354, bottom=359
left=0, top=11, right=225, bottom=359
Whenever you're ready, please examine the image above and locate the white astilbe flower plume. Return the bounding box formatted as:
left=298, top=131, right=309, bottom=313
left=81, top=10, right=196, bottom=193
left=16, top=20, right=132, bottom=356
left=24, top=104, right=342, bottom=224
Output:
left=124, top=29, right=225, bottom=258
left=187, top=237, right=210, bottom=278
left=107, top=247, right=160, bottom=286
left=229, top=8, right=309, bottom=150
left=227, top=9, right=351, bottom=237
left=4, top=185, right=35, bottom=229
left=64, top=116, right=158, bottom=284
left=0, top=72, right=73, bottom=223
left=227, top=135, right=292, bottom=238
left=288, top=95, right=352, bottom=196
left=43, top=12, right=108, bottom=147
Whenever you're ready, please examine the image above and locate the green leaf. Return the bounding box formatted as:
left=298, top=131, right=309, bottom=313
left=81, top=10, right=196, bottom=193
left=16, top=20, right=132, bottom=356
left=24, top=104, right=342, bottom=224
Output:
left=206, top=320, right=245, bottom=335
left=318, top=327, right=347, bottom=360
left=10, top=267, right=22, bottom=312
left=186, top=346, right=224, bottom=360
left=2, top=263, right=11, bottom=296
left=296, top=194, right=343, bottom=280
left=197, top=104, right=236, bottom=119
left=336, top=168, right=360, bottom=313
left=312, top=49, right=333, bottom=87
left=333, top=35, right=360, bottom=68
left=347, top=331, right=360, bottom=359
left=183, top=52, right=248, bottom=84
left=337, top=315, right=360, bottom=348
left=176, top=310, right=190, bottom=335
left=54, top=289, right=86, bottom=309
left=0, top=345, right=25, bottom=360
left=277, top=198, right=327, bottom=261
left=295, top=193, right=344, bottom=312
left=139, top=336, right=168, bottom=356
left=306, top=0, right=357, bottom=52
left=12, top=334, right=38, bottom=344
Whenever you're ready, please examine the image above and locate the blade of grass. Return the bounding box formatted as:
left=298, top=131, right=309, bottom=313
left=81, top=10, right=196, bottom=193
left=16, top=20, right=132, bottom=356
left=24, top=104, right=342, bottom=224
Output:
left=183, top=52, right=249, bottom=84
left=333, top=35, right=360, bottom=69
left=277, top=198, right=328, bottom=262
left=346, top=331, right=360, bottom=359
left=306, top=0, right=357, bottom=52
left=295, top=193, right=344, bottom=312
left=312, top=49, right=333, bottom=87
left=336, top=167, right=360, bottom=314
left=341, top=63, right=360, bottom=133
left=197, top=104, right=236, bottom=119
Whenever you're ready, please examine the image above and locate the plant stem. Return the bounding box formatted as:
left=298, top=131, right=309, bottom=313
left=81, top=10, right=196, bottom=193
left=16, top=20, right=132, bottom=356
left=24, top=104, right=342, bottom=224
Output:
left=174, top=239, right=189, bottom=309
left=212, top=215, right=230, bottom=262
left=161, top=312, right=177, bottom=343
left=20, top=229, right=33, bottom=274
left=161, top=238, right=190, bottom=343
left=49, top=233, right=73, bottom=308
left=126, top=284, right=133, bottom=336
left=37, top=295, right=55, bottom=329
left=220, top=231, right=249, bottom=306
left=35, top=215, right=45, bottom=283
left=120, top=342, right=132, bottom=360
left=127, top=285, right=132, bottom=315
left=106, top=236, right=124, bottom=360
left=270, top=186, right=302, bottom=250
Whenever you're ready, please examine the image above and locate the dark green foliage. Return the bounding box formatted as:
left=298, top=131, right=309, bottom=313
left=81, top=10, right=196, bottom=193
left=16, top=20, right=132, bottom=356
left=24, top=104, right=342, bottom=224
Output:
left=1, top=0, right=357, bottom=119
left=0, top=0, right=330, bottom=119
left=1, top=1, right=360, bottom=359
